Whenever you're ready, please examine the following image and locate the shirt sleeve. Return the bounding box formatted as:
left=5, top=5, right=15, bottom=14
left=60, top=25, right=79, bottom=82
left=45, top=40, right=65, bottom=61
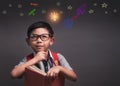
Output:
left=17, top=57, right=27, bottom=66
left=57, top=53, right=73, bottom=70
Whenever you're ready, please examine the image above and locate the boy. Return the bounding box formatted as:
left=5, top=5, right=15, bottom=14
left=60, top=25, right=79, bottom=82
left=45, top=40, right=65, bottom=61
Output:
left=11, top=21, right=77, bottom=82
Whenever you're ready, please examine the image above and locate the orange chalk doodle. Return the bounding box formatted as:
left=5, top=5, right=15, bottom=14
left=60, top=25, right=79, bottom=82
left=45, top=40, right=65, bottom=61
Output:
left=30, top=2, right=39, bottom=7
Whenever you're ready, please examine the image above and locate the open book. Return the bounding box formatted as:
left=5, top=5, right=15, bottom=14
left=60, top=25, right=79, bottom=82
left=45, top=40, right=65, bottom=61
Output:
left=24, top=65, right=65, bottom=86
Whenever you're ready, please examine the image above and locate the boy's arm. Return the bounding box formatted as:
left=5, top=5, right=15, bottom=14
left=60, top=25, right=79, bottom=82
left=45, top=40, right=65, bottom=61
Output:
left=11, top=51, right=48, bottom=78
left=10, top=57, right=39, bottom=78
left=47, top=66, right=77, bottom=81
left=51, top=53, right=77, bottom=81
left=59, top=66, right=77, bottom=81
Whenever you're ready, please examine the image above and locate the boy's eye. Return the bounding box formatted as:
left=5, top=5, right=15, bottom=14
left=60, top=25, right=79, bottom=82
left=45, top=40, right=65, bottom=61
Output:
left=30, top=35, right=38, bottom=38
left=41, top=35, right=49, bottom=38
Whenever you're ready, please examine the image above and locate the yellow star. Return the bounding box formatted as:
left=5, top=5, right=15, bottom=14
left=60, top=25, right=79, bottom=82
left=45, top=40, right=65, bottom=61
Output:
left=88, top=9, right=94, bottom=14
left=93, top=3, right=97, bottom=6
left=101, top=3, right=108, bottom=8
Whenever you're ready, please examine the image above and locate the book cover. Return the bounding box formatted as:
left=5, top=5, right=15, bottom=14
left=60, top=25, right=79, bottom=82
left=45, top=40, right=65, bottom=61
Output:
left=24, top=65, right=65, bottom=86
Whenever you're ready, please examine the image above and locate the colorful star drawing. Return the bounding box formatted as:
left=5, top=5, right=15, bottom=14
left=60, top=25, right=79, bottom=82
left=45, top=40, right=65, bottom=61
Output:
left=0, top=0, right=119, bottom=27
left=101, top=3, right=108, bottom=8
left=88, top=9, right=94, bottom=14
left=93, top=3, right=97, bottom=6
left=67, top=5, right=73, bottom=10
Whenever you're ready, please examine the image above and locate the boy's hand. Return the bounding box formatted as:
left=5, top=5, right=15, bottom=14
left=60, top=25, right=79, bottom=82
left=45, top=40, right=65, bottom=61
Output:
left=47, top=66, right=61, bottom=78
left=34, top=51, right=48, bottom=62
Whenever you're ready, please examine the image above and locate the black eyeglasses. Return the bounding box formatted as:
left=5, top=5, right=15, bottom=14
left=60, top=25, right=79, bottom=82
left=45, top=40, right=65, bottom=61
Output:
left=29, top=34, right=51, bottom=41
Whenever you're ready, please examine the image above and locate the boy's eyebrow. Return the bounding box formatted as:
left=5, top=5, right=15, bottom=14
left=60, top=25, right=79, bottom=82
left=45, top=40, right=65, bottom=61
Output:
left=31, top=33, right=50, bottom=35
left=31, top=34, right=38, bottom=35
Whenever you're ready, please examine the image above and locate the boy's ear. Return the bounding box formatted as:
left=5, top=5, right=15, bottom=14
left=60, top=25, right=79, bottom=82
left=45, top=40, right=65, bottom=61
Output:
left=26, top=38, right=30, bottom=46
left=50, top=37, right=55, bottom=45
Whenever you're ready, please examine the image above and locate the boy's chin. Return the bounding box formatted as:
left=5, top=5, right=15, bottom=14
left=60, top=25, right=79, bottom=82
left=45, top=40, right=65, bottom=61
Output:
left=35, top=49, right=47, bottom=52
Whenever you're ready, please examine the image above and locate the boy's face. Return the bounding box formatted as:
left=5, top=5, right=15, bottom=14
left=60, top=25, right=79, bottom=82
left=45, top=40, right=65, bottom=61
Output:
left=26, top=28, right=54, bottom=53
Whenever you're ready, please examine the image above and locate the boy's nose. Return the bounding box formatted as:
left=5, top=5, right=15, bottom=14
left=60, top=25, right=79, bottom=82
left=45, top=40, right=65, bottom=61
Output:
left=36, top=37, right=42, bottom=42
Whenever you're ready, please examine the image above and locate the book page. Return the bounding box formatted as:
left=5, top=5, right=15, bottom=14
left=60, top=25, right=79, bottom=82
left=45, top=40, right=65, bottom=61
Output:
left=27, top=65, right=47, bottom=76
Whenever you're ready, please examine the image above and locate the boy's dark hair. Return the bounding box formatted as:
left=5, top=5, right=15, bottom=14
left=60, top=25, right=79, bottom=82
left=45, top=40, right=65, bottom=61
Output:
left=27, top=21, right=54, bottom=37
